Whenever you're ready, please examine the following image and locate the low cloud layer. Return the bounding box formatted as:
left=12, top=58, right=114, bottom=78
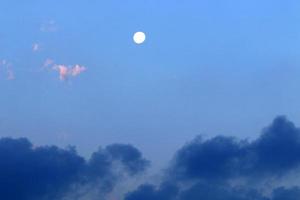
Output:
left=2, top=116, right=300, bottom=200
left=0, top=139, right=148, bottom=200
left=125, top=116, right=300, bottom=200
left=170, top=117, right=300, bottom=181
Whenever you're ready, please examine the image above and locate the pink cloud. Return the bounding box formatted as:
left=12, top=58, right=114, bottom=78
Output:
left=53, top=64, right=86, bottom=80
left=42, top=59, right=86, bottom=80
left=53, top=65, right=68, bottom=80
left=70, top=65, right=86, bottom=76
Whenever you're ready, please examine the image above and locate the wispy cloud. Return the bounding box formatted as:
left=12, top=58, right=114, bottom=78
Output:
left=43, top=58, right=54, bottom=68
left=6, top=69, right=15, bottom=80
left=40, top=20, right=58, bottom=32
left=0, top=59, right=15, bottom=80
left=32, top=43, right=40, bottom=52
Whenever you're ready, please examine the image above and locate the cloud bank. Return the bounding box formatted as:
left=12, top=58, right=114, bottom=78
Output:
left=125, top=116, right=300, bottom=200
left=2, top=116, right=300, bottom=200
left=0, top=139, right=148, bottom=200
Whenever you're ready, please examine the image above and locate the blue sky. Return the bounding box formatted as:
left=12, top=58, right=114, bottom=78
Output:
left=1, top=0, right=300, bottom=171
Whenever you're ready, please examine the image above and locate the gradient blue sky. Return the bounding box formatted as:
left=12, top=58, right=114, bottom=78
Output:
left=0, top=0, right=300, bottom=169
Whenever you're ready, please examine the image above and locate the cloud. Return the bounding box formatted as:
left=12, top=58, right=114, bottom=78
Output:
left=40, top=20, right=58, bottom=32
left=0, top=138, right=149, bottom=200
left=125, top=181, right=300, bottom=200
left=125, top=116, right=300, bottom=200
left=124, top=183, right=179, bottom=200
left=178, top=182, right=266, bottom=200
left=177, top=184, right=300, bottom=200
left=2, top=116, right=300, bottom=200
left=43, top=58, right=54, bottom=68
left=42, top=59, right=86, bottom=80
left=0, top=59, right=15, bottom=80
left=105, top=144, right=150, bottom=175
left=53, top=65, right=68, bottom=80
left=169, top=116, right=300, bottom=182
left=6, top=69, right=15, bottom=80
left=53, top=64, right=86, bottom=80
left=272, top=187, right=300, bottom=200
left=32, top=43, right=40, bottom=52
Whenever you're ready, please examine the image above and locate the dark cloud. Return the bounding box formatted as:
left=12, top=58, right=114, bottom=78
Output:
left=105, top=144, right=150, bottom=175
left=124, top=182, right=179, bottom=200
left=0, top=138, right=148, bottom=200
left=251, top=116, right=300, bottom=175
left=125, top=183, right=300, bottom=200
left=179, top=184, right=300, bottom=200
left=125, top=116, right=300, bottom=200
left=170, top=116, right=300, bottom=181
left=2, top=116, right=300, bottom=200
left=272, top=187, right=300, bottom=200
left=169, top=135, right=245, bottom=182
left=178, top=182, right=268, bottom=200
left=86, top=144, right=150, bottom=193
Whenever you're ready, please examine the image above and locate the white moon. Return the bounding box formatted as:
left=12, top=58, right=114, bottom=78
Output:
left=133, top=32, right=146, bottom=44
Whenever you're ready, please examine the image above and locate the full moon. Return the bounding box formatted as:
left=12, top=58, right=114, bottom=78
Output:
left=133, top=32, right=146, bottom=44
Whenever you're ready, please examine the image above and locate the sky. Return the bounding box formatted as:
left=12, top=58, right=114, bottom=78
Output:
left=1, top=1, right=300, bottom=199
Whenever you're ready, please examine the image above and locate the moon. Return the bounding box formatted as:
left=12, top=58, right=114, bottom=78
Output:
left=133, top=32, right=146, bottom=44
